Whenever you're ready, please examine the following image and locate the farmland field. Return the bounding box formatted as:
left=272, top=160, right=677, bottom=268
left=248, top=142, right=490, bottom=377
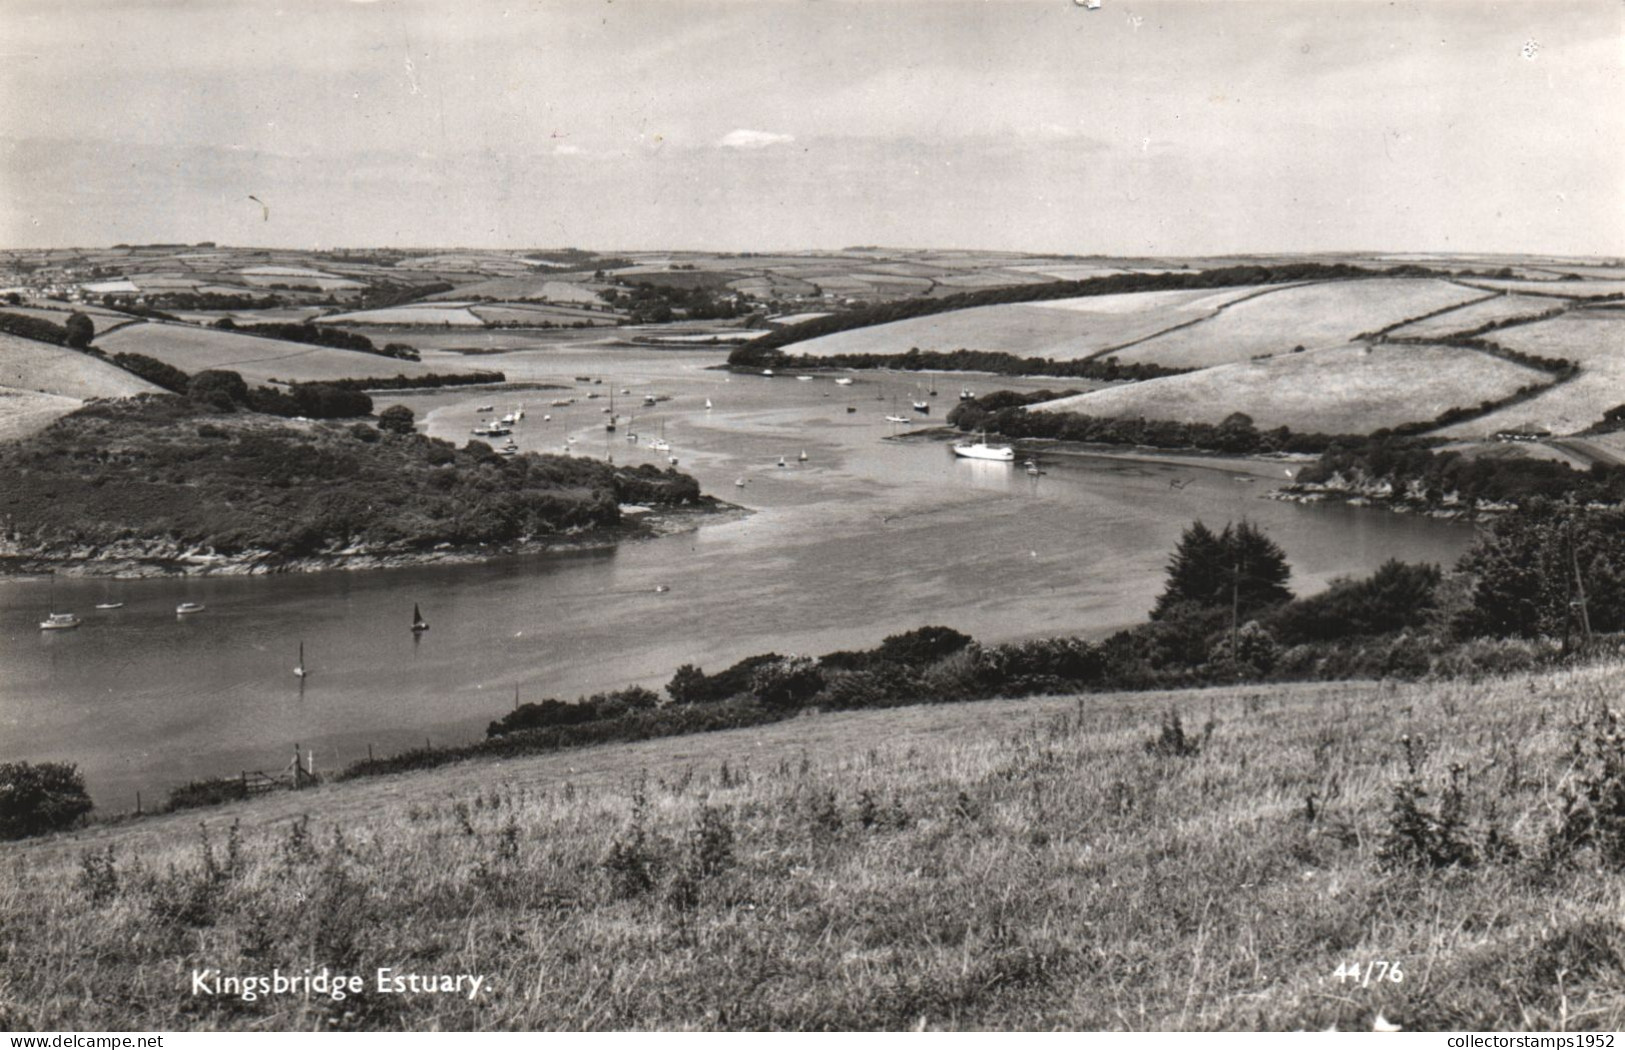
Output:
left=0, top=331, right=162, bottom=400
left=1434, top=310, right=1625, bottom=437
left=94, top=322, right=480, bottom=385
left=781, top=286, right=1273, bottom=360
left=1388, top=294, right=1562, bottom=339
left=468, top=304, right=615, bottom=326
left=1455, top=278, right=1625, bottom=300
left=0, top=387, right=81, bottom=442
left=429, top=277, right=606, bottom=303
left=3, top=303, right=137, bottom=334
left=1030, top=342, right=1549, bottom=433
left=1112, top=278, right=1488, bottom=369
left=321, top=305, right=486, bottom=326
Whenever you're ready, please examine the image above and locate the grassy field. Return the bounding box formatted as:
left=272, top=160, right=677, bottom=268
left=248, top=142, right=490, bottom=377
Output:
left=1435, top=310, right=1625, bottom=438
left=6, top=659, right=1625, bottom=1031
left=1457, top=279, right=1625, bottom=300
left=0, top=387, right=83, bottom=441
left=1113, top=279, right=1487, bottom=369
left=93, top=322, right=481, bottom=385
left=1388, top=294, right=1563, bottom=339
left=428, top=277, right=607, bottom=304
left=781, top=287, right=1271, bottom=361
left=0, top=331, right=162, bottom=400
left=1029, top=343, right=1548, bottom=433
left=321, top=306, right=486, bottom=327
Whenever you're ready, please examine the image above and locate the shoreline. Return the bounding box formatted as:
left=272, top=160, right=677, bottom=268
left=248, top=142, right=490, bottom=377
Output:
left=0, top=498, right=748, bottom=582
left=893, top=425, right=1314, bottom=480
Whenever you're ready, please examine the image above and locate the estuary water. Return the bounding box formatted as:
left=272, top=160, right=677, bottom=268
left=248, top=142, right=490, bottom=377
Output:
left=0, top=343, right=1475, bottom=806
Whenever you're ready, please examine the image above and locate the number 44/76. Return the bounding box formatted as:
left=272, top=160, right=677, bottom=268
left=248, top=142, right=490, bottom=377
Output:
left=1333, top=961, right=1404, bottom=987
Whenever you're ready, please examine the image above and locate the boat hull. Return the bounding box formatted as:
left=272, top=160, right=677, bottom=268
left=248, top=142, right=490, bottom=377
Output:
left=952, top=443, right=1016, bottom=462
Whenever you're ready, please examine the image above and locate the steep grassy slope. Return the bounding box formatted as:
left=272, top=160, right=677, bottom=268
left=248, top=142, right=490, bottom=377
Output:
left=95, top=322, right=479, bottom=385
left=1435, top=310, right=1625, bottom=437
left=0, top=331, right=162, bottom=400
left=780, top=286, right=1271, bottom=361
left=1112, top=279, right=1487, bottom=369
left=5, top=661, right=1625, bottom=1030
left=1029, top=343, right=1548, bottom=433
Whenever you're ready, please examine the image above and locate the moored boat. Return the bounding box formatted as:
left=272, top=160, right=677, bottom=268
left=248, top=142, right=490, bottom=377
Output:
left=176, top=602, right=206, bottom=615
left=40, top=612, right=81, bottom=631
left=412, top=603, right=430, bottom=633
left=951, top=440, right=1015, bottom=462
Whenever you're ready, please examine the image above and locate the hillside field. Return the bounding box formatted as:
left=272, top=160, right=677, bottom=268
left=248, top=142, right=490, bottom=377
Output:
left=93, top=322, right=483, bottom=385
left=1111, top=279, right=1487, bottom=369
left=1029, top=343, right=1549, bottom=433
left=0, top=331, right=162, bottom=400
left=5, top=659, right=1625, bottom=1030
left=1388, top=294, right=1563, bottom=339
left=1435, top=310, right=1625, bottom=438
left=781, top=286, right=1273, bottom=361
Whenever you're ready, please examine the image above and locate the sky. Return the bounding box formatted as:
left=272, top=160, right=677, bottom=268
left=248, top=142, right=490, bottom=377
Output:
left=1, top=0, right=1620, bottom=256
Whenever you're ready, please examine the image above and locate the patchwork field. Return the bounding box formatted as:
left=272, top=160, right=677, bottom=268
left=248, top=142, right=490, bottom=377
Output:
left=782, top=286, right=1275, bottom=360
left=428, top=277, right=606, bottom=303
left=1111, top=278, right=1488, bottom=369
left=0, top=331, right=162, bottom=400
left=94, top=323, right=477, bottom=385
left=321, top=305, right=486, bottom=326
left=1030, top=342, right=1550, bottom=433
left=1455, top=278, right=1625, bottom=300
left=1434, top=310, right=1625, bottom=438
left=1388, top=294, right=1563, bottom=339
left=3, top=302, right=139, bottom=334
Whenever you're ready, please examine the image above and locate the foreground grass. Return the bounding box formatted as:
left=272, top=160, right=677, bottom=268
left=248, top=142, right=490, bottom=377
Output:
left=5, top=666, right=1625, bottom=1031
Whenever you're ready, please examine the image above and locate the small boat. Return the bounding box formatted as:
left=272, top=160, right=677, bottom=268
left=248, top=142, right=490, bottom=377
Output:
left=586, top=392, right=601, bottom=399
left=643, top=394, right=658, bottom=405
left=704, top=398, right=713, bottom=410
left=761, top=369, right=774, bottom=377
left=846, top=406, right=856, bottom=413
left=412, top=603, right=430, bottom=633
left=651, top=439, right=671, bottom=452
left=960, top=388, right=974, bottom=400
left=294, top=641, right=309, bottom=679
left=668, top=456, right=679, bottom=466
left=40, top=611, right=81, bottom=631
left=885, top=415, right=911, bottom=424
left=834, top=378, right=854, bottom=386
left=951, top=438, right=1015, bottom=462
left=476, top=404, right=494, bottom=412
left=542, top=414, right=552, bottom=422
left=777, top=455, right=787, bottom=467
left=176, top=602, right=206, bottom=615
left=551, top=399, right=572, bottom=407
left=574, top=376, right=593, bottom=382
left=912, top=401, right=930, bottom=414
left=734, top=477, right=746, bottom=488
left=654, top=585, right=670, bottom=594
left=95, top=601, right=124, bottom=610
left=798, top=450, right=808, bottom=462
left=486, top=425, right=511, bottom=437
left=499, top=446, right=517, bottom=456
left=500, top=413, right=517, bottom=425
left=796, top=376, right=812, bottom=382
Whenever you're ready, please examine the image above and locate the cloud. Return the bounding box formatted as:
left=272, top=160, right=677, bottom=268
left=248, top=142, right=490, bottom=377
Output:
left=717, top=128, right=794, bottom=150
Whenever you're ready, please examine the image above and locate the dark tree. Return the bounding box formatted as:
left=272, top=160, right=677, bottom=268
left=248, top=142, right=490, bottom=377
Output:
left=187, top=369, right=250, bottom=411
left=63, top=312, right=95, bottom=349
left=666, top=663, right=709, bottom=705
left=1454, top=502, right=1625, bottom=642
left=0, top=762, right=94, bottom=839
left=1152, top=520, right=1293, bottom=621
left=377, top=404, right=416, bottom=435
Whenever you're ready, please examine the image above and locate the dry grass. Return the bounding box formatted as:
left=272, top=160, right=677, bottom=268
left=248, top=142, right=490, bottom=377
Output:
left=1114, top=279, right=1486, bottom=369
left=6, top=662, right=1625, bottom=1031
left=94, top=322, right=481, bottom=385
left=1388, top=295, right=1560, bottom=340
left=1030, top=343, right=1547, bottom=433
left=1436, top=310, right=1625, bottom=438
left=0, top=387, right=83, bottom=442
left=321, top=306, right=486, bottom=327
left=0, top=332, right=162, bottom=400
left=1458, top=279, right=1625, bottom=300
left=782, top=287, right=1271, bottom=361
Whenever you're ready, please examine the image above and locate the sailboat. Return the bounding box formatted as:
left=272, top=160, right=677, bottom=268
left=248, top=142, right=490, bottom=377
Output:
left=884, top=394, right=911, bottom=425
left=649, top=419, right=671, bottom=453
left=39, top=576, right=81, bottom=630
left=95, top=583, right=123, bottom=610
left=605, top=387, right=617, bottom=432
left=294, top=641, right=310, bottom=679
left=798, top=450, right=808, bottom=462
left=411, top=603, right=430, bottom=633
left=705, top=398, right=713, bottom=410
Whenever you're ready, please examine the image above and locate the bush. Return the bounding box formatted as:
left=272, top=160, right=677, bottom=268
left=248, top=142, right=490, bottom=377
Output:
left=64, top=312, right=95, bottom=349
left=377, top=404, right=416, bottom=435
left=749, top=656, right=825, bottom=709
left=0, top=762, right=94, bottom=839
left=1271, top=560, right=1443, bottom=645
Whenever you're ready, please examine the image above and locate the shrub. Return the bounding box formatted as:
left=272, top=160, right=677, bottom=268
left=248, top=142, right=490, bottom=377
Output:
left=0, top=761, right=94, bottom=839
left=64, top=312, right=95, bottom=349
left=1376, top=736, right=1479, bottom=871
left=749, top=656, right=825, bottom=709
left=1271, top=560, right=1443, bottom=645
left=376, top=404, right=416, bottom=435
left=1143, top=709, right=1214, bottom=758
left=1545, top=708, right=1625, bottom=870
